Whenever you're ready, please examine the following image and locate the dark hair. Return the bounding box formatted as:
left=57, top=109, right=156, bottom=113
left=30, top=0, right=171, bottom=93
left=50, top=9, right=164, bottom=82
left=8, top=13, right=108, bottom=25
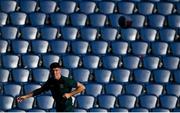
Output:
left=118, top=16, right=126, bottom=28
left=50, top=62, right=61, bottom=69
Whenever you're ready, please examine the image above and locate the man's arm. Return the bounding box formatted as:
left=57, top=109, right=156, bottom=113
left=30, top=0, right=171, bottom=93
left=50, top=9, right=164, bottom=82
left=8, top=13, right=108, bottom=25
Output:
left=63, top=82, right=85, bottom=99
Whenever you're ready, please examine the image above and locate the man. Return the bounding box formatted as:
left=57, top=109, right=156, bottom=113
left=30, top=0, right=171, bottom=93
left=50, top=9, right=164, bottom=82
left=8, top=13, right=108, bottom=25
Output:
left=17, top=62, right=85, bottom=112
left=119, top=16, right=132, bottom=28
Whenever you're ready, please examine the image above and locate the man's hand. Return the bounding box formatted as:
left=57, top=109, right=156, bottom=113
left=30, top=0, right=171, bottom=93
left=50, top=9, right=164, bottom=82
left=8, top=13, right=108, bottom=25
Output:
left=16, top=96, right=27, bottom=103
left=63, top=93, right=72, bottom=99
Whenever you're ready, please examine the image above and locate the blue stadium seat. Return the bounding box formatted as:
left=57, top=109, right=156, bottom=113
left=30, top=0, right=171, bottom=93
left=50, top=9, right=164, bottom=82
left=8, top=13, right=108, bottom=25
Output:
left=4, top=84, right=21, bottom=97
left=0, top=12, right=8, bottom=26
left=71, top=41, right=89, bottom=55
left=58, top=1, right=76, bottom=14
left=89, top=14, right=107, bottom=27
left=147, top=14, right=165, bottom=28
left=12, top=68, right=29, bottom=83
left=2, top=54, right=19, bottom=68
left=1, top=26, right=18, bottom=40
left=61, top=68, right=70, bottom=78
left=0, top=0, right=17, bottom=13
left=28, top=109, right=46, bottom=112
left=0, top=96, right=14, bottom=110
left=32, top=68, right=49, bottom=83
left=125, top=84, right=143, bottom=97
left=153, top=69, right=170, bottom=84
left=117, top=2, right=135, bottom=14
left=110, top=108, right=128, bottom=112
left=79, top=1, right=96, bottom=14
left=0, top=40, right=8, bottom=53
left=145, top=84, right=164, bottom=97
left=8, top=109, right=26, bottom=112
left=73, top=108, right=87, bottom=112
left=111, top=41, right=129, bottom=55
left=143, top=56, right=160, bottom=70
left=157, top=2, right=174, bottom=15
left=166, top=84, right=180, bottom=97
left=151, top=42, right=168, bottom=56
left=39, top=0, right=57, bottom=14
left=173, top=70, right=180, bottom=83
left=85, top=83, right=103, bottom=97
left=72, top=68, right=90, bottom=83
left=89, top=108, right=108, bottom=112
left=133, top=69, right=151, bottom=83
left=9, top=12, right=27, bottom=26
left=137, top=2, right=154, bottom=15
left=17, top=97, right=34, bottom=110
left=90, top=41, right=108, bottom=55
left=118, top=95, right=136, bottom=109
left=82, top=55, right=100, bottom=69
left=102, top=55, right=119, bottom=69
left=121, top=28, right=138, bottom=41
left=112, top=69, right=130, bottom=83
left=122, top=56, right=140, bottom=69
left=0, top=69, right=9, bottom=83
left=97, top=94, right=116, bottom=109
left=152, top=108, right=170, bottom=112
left=61, top=27, right=78, bottom=41
left=167, top=15, right=180, bottom=28
left=130, top=14, right=145, bottom=28
left=140, top=28, right=157, bottom=42
left=20, top=26, right=38, bottom=40
left=50, top=13, right=67, bottom=27
left=70, top=13, right=87, bottom=27
left=40, top=27, right=58, bottom=40
left=139, top=95, right=157, bottom=109
left=75, top=95, right=95, bottom=109
left=100, top=27, right=118, bottom=41
left=108, top=14, right=123, bottom=27
left=131, top=108, right=149, bottom=112
left=11, top=40, right=29, bottom=54
left=23, top=83, right=41, bottom=94
left=94, top=69, right=111, bottom=84
left=50, top=40, right=68, bottom=54
left=31, top=40, right=49, bottom=54
left=162, top=56, right=179, bottom=70
left=36, top=95, right=54, bottom=110
left=159, top=95, right=178, bottom=109
left=42, top=54, right=60, bottom=68
left=98, top=1, right=115, bottom=14
left=29, top=12, right=46, bottom=26
left=80, top=27, right=97, bottom=41
left=22, top=54, right=39, bottom=68
left=131, top=41, right=148, bottom=55
left=105, top=83, right=122, bottom=96
left=177, top=3, right=180, bottom=14
left=159, top=28, right=176, bottom=42
left=62, top=55, right=80, bottom=68
left=170, top=42, right=180, bottom=56
left=19, top=0, right=37, bottom=13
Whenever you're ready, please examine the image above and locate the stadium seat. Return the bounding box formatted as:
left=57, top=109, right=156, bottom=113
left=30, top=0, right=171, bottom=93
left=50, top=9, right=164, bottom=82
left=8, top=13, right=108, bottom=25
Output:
left=11, top=40, right=29, bottom=54
left=159, top=28, right=176, bottom=42
left=140, top=28, right=157, bottom=42
left=122, top=55, right=140, bottom=69
left=4, top=84, right=21, bottom=97
left=0, top=0, right=17, bottom=13
left=0, top=96, right=14, bottom=110
left=152, top=69, right=171, bottom=83
left=72, top=68, right=90, bottom=83
left=133, top=69, right=151, bottom=83
left=105, top=83, right=123, bottom=96
left=100, top=27, right=118, bottom=41
left=2, top=54, right=19, bottom=68
left=162, top=56, right=179, bottom=70
left=82, top=55, right=100, bottom=69
left=73, top=108, right=87, bottom=112
left=147, top=14, right=165, bottom=28
left=125, top=84, right=143, bottom=97
left=70, top=13, right=87, bottom=27
left=80, top=27, right=97, bottom=41
left=42, top=54, right=60, bottom=68
left=58, top=1, right=76, bottom=14
left=170, top=42, right=180, bottom=56
left=90, top=41, right=108, bottom=55
left=108, top=14, right=123, bottom=27
left=121, top=28, right=138, bottom=41
left=39, top=0, right=57, bottom=14
left=97, top=94, right=116, bottom=109
left=62, top=55, right=80, bottom=68
left=31, top=40, right=49, bottom=54
left=50, top=40, right=68, bottom=54
left=19, top=0, right=37, bottom=13
left=89, top=14, right=107, bottom=27
left=131, top=41, right=148, bottom=55
left=98, top=1, right=115, bottom=14
left=118, top=95, right=136, bottom=109
left=28, top=109, right=46, bottom=112
left=32, top=68, right=49, bottom=83
left=61, top=68, right=70, bottom=78
left=85, top=83, right=103, bottom=97
left=50, top=13, right=67, bottom=27
left=112, top=69, right=131, bottom=83
left=151, top=42, right=168, bottom=56
left=152, top=108, right=170, bottom=112
left=17, top=97, right=34, bottom=110
left=177, top=2, right=180, bottom=14
left=9, top=12, right=27, bottom=26
left=94, top=69, right=111, bottom=84
left=89, top=108, right=108, bottom=112
left=130, top=14, right=145, bottom=28
left=36, top=95, right=54, bottom=110
left=110, top=108, right=128, bottom=112
left=167, top=15, right=180, bottom=28
left=143, top=56, right=160, bottom=70
left=0, top=69, right=9, bottom=82
left=8, top=109, right=26, bottom=112
left=145, top=84, right=164, bottom=97
left=71, top=41, right=89, bottom=55
left=157, top=2, right=174, bottom=15
left=102, top=55, right=119, bottom=69
left=159, top=95, right=178, bottom=109
left=20, top=26, right=38, bottom=40
left=166, top=84, right=180, bottom=97
left=75, top=95, right=95, bottom=109
left=79, top=1, right=96, bottom=14
left=131, top=108, right=149, bottom=112
left=61, top=27, right=78, bottom=41
left=23, top=83, right=41, bottom=94
left=111, top=41, right=129, bottom=55
left=139, top=95, right=157, bottom=109
left=29, top=12, right=46, bottom=26
left=12, top=68, right=29, bottom=83
left=22, top=54, right=39, bottom=68
left=117, top=2, right=135, bottom=14
left=0, top=12, right=8, bottom=26
left=173, top=70, right=180, bottom=83
left=1, top=26, right=18, bottom=40
left=40, top=27, right=58, bottom=40
left=137, top=2, right=154, bottom=15
left=0, top=40, right=8, bottom=53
